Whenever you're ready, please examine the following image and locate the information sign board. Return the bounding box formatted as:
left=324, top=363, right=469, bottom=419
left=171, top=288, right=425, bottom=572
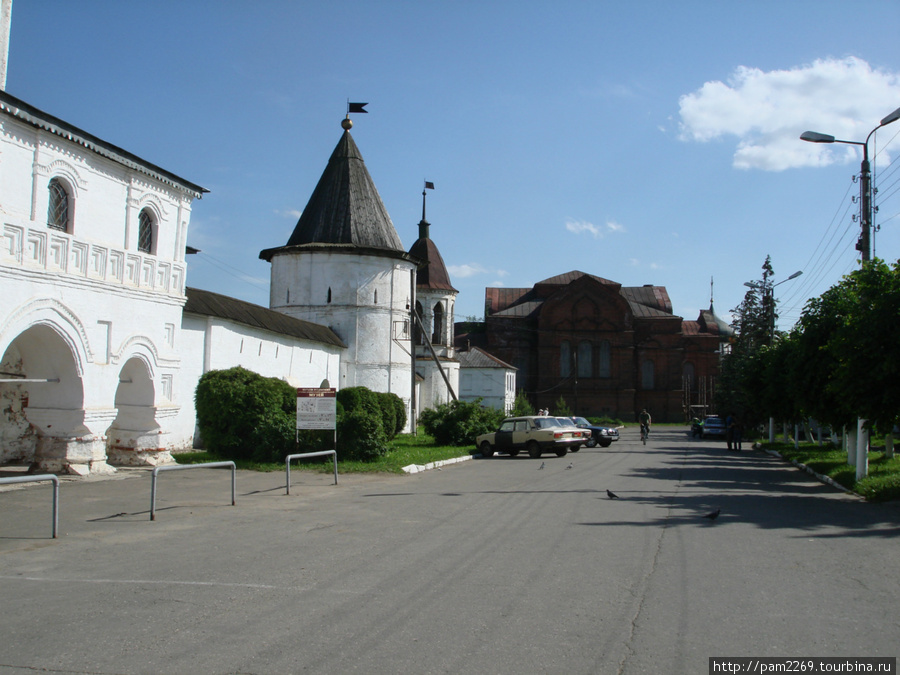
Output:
left=296, top=388, right=337, bottom=430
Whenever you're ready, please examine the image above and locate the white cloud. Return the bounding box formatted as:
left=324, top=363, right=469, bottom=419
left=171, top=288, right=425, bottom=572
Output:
left=276, top=209, right=303, bottom=219
left=678, top=57, right=900, bottom=171
left=448, top=263, right=507, bottom=279
left=565, top=219, right=625, bottom=237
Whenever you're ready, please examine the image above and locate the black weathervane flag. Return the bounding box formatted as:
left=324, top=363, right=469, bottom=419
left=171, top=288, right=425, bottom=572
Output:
left=348, top=102, right=368, bottom=114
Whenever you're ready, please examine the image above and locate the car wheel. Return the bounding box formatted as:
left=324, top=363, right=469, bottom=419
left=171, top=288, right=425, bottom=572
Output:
left=527, top=441, right=542, bottom=459
left=600, top=440, right=611, bottom=447
left=586, top=437, right=598, bottom=448
left=480, top=441, right=494, bottom=458
left=570, top=445, right=581, bottom=452
left=508, top=449, right=520, bottom=457
left=555, top=446, right=568, bottom=458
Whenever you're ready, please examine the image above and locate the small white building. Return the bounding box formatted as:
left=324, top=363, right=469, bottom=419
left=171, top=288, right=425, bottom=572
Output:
left=457, top=347, right=516, bottom=413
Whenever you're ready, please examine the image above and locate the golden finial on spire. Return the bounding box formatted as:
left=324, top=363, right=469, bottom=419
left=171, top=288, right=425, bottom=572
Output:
left=341, top=115, right=352, bottom=130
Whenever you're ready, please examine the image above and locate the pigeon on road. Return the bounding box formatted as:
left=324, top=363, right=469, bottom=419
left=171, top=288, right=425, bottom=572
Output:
left=702, top=508, right=721, bottom=521
left=566, top=462, right=574, bottom=470
left=538, top=461, right=545, bottom=470
left=606, top=489, right=620, bottom=500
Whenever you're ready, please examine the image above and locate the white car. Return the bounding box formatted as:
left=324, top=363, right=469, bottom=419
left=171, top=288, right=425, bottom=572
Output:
left=476, top=416, right=587, bottom=459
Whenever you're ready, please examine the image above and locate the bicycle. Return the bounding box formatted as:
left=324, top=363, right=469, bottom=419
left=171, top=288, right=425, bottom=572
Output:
left=640, top=423, right=649, bottom=445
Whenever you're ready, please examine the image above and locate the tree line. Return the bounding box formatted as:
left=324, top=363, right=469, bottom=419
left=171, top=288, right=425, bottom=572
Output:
left=716, top=256, right=899, bottom=458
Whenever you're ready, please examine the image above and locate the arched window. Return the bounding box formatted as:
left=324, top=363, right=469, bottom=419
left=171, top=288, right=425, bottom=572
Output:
left=683, top=362, right=696, bottom=391
left=598, top=340, right=611, bottom=378
left=642, top=359, right=655, bottom=390
left=577, top=341, right=592, bottom=378
left=47, top=178, right=70, bottom=232
left=432, top=302, right=444, bottom=345
left=137, top=209, right=154, bottom=254
left=560, top=340, right=571, bottom=378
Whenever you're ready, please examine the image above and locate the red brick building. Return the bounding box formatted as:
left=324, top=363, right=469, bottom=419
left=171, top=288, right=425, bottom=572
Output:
left=457, top=271, right=732, bottom=423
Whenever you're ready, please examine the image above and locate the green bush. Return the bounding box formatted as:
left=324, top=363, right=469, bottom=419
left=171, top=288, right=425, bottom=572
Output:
left=418, top=399, right=505, bottom=446
left=337, top=408, right=389, bottom=461
left=337, top=386, right=406, bottom=441
left=194, top=366, right=296, bottom=463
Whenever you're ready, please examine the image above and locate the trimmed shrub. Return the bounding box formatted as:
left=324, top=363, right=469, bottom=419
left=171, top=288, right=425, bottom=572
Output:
left=418, top=399, right=505, bottom=446
left=194, top=366, right=296, bottom=463
left=337, top=408, right=388, bottom=461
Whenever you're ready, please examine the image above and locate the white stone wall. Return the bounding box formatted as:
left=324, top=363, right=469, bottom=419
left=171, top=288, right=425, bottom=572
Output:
left=176, top=313, right=343, bottom=449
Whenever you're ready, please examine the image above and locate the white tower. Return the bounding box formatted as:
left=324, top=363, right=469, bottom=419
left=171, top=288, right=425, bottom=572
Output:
left=260, top=118, right=418, bottom=424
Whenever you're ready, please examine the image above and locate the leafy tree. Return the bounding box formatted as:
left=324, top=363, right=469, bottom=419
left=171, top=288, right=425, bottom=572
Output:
left=509, top=389, right=534, bottom=417
left=551, top=395, right=572, bottom=417
left=825, top=260, right=900, bottom=430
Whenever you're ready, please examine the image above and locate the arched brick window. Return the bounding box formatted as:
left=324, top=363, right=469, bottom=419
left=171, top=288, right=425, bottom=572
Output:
left=642, top=359, right=655, bottom=390
left=598, top=340, right=611, bottom=378
left=560, top=340, right=571, bottom=378
left=577, top=340, right=592, bottom=378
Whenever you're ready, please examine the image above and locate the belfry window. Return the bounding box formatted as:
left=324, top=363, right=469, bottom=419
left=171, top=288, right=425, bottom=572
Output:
left=47, top=178, right=70, bottom=232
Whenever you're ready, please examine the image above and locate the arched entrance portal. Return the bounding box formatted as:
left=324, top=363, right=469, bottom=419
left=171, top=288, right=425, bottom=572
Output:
left=106, top=358, right=171, bottom=466
left=1, top=325, right=114, bottom=475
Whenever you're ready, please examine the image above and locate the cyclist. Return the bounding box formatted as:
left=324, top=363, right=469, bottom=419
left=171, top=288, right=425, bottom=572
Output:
left=639, top=409, right=652, bottom=442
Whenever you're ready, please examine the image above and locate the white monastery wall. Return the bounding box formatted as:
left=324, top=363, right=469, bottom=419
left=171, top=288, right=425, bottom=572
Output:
left=176, top=313, right=343, bottom=450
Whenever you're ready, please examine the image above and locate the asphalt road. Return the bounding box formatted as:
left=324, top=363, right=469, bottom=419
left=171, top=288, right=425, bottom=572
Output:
left=1, top=428, right=898, bottom=674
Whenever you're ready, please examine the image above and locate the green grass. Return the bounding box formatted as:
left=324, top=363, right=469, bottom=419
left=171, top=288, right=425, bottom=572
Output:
left=764, top=441, right=900, bottom=502
left=173, top=433, right=470, bottom=475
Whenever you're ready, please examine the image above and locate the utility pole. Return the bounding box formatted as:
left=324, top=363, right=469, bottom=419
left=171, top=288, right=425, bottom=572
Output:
left=801, top=105, right=900, bottom=264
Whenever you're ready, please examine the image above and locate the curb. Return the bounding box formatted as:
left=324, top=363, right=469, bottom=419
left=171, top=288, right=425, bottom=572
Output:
left=402, top=454, right=473, bottom=474
left=758, top=445, right=861, bottom=498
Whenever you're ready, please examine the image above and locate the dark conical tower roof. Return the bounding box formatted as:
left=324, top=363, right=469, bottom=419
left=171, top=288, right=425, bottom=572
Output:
left=409, top=219, right=457, bottom=292
left=284, top=130, right=404, bottom=251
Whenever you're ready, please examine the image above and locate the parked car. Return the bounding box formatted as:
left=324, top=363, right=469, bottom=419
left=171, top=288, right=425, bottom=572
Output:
left=701, top=416, right=727, bottom=438
left=553, top=417, right=586, bottom=451
left=569, top=416, right=620, bottom=447
left=476, top=416, right=587, bottom=459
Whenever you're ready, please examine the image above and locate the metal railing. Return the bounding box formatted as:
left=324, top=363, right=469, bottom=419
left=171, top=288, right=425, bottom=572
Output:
left=150, top=462, right=236, bottom=521
left=285, top=450, right=338, bottom=495
left=0, top=474, right=59, bottom=538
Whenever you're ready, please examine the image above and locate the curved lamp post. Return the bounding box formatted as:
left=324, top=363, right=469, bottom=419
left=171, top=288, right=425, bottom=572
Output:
left=744, top=270, right=803, bottom=344
left=801, top=106, right=900, bottom=262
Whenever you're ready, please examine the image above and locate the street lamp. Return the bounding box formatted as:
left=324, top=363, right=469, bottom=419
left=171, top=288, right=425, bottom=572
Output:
left=744, top=270, right=803, bottom=343
left=801, top=105, right=900, bottom=263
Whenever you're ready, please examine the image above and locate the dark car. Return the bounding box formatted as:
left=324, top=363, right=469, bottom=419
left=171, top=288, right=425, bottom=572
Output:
left=700, top=416, right=727, bottom=438
left=569, top=416, right=620, bottom=447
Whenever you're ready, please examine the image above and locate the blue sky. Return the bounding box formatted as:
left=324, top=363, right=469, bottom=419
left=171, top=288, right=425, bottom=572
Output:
left=6, top=0, right=900, bottom=329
